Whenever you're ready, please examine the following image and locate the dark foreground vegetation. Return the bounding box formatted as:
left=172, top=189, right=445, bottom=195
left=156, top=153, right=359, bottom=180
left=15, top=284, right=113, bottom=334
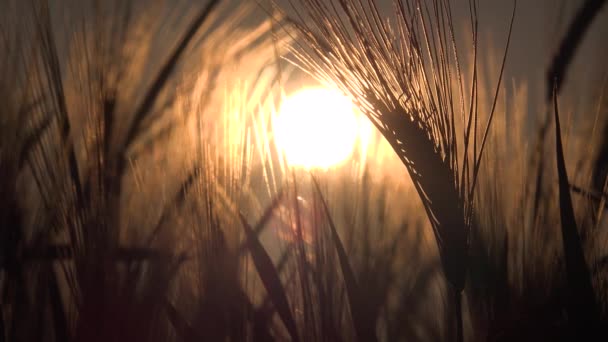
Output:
left=1, top=0, right=607, bottom=341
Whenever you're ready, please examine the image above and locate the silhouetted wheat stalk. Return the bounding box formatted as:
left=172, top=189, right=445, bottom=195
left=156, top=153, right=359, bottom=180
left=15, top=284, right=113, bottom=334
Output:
left=546, top=0, right=607, bottom=100
left=545, top=0, right=606, bottom=337
left=287, top=0, right=515, bottom=339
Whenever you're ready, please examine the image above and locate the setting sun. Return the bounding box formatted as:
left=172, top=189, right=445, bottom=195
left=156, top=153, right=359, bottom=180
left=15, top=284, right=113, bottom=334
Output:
left=273, top=87, right=370, bottom=169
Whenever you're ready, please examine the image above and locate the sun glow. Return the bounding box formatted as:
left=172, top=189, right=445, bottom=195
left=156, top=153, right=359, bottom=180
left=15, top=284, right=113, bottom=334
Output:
left=273, top=87, right=371, bottom=169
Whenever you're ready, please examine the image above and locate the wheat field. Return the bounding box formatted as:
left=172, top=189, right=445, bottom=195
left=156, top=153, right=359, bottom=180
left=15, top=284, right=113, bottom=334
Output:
left=1, top=0, right=607, bottom=341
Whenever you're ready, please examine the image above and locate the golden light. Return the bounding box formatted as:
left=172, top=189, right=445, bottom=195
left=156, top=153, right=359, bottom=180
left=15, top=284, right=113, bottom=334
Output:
left=273, top=87, right=371, bottom=169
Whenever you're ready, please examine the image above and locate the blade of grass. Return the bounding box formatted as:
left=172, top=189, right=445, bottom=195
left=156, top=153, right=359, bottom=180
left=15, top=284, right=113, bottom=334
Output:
left=36, top=1, right=84, bottom=205
left=552, top=85, right=599, bottom=336
left=122, top=0, right=220, bottom=150
left=147, top=166, right=201, bottom=245
left=569, top=182, right=608, bottom=208
left=18, top=114, right=53, bottom=170
left=311, top=176, right=377, bottom=342
left=236, top=187, right=285, bottom=256
left=258, top=243, right=294, bottom=310
left=238, top=212, right=299, bottom=342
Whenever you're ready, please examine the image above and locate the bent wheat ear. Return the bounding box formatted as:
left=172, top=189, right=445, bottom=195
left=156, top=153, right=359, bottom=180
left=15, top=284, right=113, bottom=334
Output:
left=287, top=1, right=515, bottom=340
left=287, top=0, right=514, bottom=292
left=288, top=0, right=468, bottom=290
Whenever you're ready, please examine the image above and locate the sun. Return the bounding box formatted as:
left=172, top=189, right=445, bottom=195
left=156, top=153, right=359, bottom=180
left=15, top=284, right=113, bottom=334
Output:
left=273, top=87, right=370, bottom=169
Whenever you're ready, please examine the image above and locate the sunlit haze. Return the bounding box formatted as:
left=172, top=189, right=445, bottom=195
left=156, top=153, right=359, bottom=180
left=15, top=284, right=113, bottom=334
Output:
left=273, top=87, right=371, bottom=169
